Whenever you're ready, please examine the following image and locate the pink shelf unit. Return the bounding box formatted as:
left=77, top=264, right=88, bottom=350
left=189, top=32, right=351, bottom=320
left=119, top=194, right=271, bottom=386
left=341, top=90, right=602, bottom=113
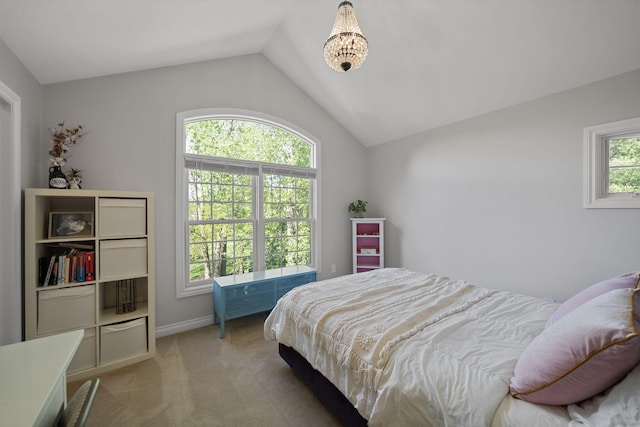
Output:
left=351, top=218, right=385, bottom=274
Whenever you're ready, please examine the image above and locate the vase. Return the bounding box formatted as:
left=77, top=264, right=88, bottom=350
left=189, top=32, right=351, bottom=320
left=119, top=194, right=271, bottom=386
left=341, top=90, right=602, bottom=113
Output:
left=68, top=178, right=82, bottom=190
left=48, top=166, right=68, bottom=189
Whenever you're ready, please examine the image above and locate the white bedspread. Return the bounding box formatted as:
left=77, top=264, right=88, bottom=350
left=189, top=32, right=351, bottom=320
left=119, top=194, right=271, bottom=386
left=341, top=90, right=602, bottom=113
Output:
left=265, top=268, right=640, bottom=426
left=277, top=269, right=494, bottom=389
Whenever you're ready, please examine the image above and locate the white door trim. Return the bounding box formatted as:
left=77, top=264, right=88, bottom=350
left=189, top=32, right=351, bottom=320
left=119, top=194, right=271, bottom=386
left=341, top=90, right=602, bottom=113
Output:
left=0, top=79, right=22, bottom=344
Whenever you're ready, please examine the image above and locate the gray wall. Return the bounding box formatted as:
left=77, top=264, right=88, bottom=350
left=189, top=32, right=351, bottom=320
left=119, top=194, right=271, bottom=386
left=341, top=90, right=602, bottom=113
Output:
left=0, top=38, right=43, bottom=343
left=0, top=38, right=43, bottom=188
left=5, top=31, right=640, bottom=334
left=41, top=54, right=369, bottom=331
left=369, top=69, right=640, bottom=301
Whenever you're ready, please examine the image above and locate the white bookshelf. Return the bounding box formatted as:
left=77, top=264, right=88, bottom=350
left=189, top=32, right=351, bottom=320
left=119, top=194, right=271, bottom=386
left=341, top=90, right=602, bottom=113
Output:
left=351, top=218, right=385, bottom=273
left=24, top=188, right=155, bottom=381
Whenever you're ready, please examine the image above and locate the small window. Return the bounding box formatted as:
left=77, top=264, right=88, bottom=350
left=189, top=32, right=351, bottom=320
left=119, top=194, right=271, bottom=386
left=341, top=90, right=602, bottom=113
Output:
left=584, top=117, right=640, bottom=208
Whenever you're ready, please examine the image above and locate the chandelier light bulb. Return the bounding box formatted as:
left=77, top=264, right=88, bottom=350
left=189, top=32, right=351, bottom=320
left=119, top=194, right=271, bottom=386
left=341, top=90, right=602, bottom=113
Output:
left=323, top=1, right=368, bottom=72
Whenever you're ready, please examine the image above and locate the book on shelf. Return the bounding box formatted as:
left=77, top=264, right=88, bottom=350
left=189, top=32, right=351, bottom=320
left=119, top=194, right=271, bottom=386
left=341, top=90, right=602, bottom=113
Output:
left=42, top=255, right=56, bottom=286
left=57, top=255, right=64, bottom=284
left=70, top=255, right=77, bottom=282
left=77, top=252, right=86, bottom=282
left=52, top=260, right=59, bottom=285
left=85, top=252, right=95, bottom=281
left=40, top=249, right=94, bottom=286
left=38, top=257, right=47, bottom=285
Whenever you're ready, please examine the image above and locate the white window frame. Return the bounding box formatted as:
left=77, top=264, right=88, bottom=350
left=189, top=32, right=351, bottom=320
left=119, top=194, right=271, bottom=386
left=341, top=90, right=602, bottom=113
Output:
left=175, top=108, right=320, bottom=298
left=583, top=117, right=640, bottom=208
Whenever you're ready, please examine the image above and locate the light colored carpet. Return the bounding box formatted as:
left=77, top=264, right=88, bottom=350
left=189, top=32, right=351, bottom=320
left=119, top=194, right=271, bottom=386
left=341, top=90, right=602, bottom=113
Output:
left=67, top=313, right=342, bottom=426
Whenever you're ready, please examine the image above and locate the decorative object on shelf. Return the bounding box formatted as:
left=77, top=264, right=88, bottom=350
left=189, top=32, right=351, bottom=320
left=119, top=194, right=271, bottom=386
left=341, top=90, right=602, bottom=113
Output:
left=66, top=168, right=83, bottom=189
left=48, top=166, right=68, bottom=189
left=48, top=122, right=88, bottom=188
left=324, top=1, right=368, bottom=72
left=48, top=212, right=94, bottom=238
left=348, top=199, right=368, bottom=217
left=116, top=279, right=137, bottom=314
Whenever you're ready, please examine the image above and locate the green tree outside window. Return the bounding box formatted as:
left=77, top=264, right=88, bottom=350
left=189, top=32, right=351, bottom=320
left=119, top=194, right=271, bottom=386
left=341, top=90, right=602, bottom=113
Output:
left=609, top=137, right=640, bottom=193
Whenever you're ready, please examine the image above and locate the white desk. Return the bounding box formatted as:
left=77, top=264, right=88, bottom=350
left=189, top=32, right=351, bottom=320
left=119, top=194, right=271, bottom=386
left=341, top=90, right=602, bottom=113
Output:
left=0, top=330, right=83, bottom=427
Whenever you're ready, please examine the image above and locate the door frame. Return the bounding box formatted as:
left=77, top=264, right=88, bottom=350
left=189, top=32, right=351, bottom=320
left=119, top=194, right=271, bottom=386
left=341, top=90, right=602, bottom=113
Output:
left=0, top=79, right=22, bottom=344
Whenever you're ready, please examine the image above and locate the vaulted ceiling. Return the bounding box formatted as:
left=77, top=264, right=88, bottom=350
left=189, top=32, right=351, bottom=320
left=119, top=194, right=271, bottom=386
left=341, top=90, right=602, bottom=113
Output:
left=1, top=0, right=639, bottom=147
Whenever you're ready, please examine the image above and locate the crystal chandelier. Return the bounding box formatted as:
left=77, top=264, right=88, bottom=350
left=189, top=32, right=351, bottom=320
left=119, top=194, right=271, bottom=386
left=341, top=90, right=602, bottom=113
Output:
left=323, top=1, right=368, bottom=72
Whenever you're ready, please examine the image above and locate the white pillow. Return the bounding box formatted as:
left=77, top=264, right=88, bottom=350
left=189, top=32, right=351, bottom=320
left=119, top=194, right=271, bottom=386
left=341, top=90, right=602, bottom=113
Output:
left=567, top=362, right=640, bottom=426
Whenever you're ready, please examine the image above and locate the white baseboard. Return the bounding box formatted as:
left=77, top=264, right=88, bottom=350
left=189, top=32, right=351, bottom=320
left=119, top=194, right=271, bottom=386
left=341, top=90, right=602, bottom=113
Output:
left=155, top=315, right=214, bottom=338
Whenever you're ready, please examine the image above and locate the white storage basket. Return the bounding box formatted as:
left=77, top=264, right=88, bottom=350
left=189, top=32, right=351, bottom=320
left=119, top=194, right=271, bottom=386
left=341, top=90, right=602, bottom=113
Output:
left=98, top=198, right=147, bottom=237
left=37, top=286, right=96, bottom=335
left=68, top=328, right=97, bottom=373
left=100, top=317, right=147, bottom=364
left=99, top=239, right=148, bottom=280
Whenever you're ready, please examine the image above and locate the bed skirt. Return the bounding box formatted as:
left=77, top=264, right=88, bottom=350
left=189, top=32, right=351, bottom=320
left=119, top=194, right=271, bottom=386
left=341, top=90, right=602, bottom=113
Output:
left=279, top=344, right=368, bottom=427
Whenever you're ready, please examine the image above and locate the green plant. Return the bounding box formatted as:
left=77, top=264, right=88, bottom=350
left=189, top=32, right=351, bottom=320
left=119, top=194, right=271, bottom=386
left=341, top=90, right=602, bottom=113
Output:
left=66, top=168, right=83, bottom=179
left=348, top=199, right=368, bottom=214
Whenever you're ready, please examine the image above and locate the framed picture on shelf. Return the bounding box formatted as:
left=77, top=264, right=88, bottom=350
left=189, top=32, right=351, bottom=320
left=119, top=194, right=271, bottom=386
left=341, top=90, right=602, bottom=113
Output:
left=48, top=212, right=94, bottom=238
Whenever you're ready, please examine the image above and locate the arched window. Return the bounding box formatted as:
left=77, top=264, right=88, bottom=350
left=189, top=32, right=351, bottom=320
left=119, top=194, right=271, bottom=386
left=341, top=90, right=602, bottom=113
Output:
left=176, top=109, right=318, bottom=297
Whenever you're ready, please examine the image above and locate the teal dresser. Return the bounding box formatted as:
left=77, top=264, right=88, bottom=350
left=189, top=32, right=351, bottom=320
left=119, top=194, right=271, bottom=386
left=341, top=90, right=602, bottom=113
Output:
left=213, top=266, right=316, bottom=338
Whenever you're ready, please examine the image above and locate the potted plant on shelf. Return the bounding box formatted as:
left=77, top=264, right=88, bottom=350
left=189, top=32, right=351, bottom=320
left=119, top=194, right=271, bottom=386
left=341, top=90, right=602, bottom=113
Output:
left=66, top=168, right=83, bottom=189
left=348, top=200, right=368, bottom=218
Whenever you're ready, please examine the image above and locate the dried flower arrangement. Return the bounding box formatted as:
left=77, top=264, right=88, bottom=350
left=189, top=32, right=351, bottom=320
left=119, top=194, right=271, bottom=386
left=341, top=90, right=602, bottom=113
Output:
left=49, top=122, right=87, bottom=168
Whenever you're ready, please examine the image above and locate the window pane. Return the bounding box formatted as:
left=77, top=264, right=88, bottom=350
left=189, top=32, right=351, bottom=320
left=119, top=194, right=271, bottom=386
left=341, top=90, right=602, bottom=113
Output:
left=264, top=174, right=311, bottom=220
left=212, top=184, right=231, bottom=203
left=189, top=224, right=212, bottom=243
left=189, top=262, right=209, bottom=283
left=233, top=202, right=253, bottom=219
left=609, top=167, right=640, bottom=193
left=235, top=222, right=253, bottom=239
left=235, top=186, right=252, bottom=203
left=189, top=201, right=212, bottom=221
left=265, top=221, right=282, bottom=238
left=186, top=119, right=312, bottom=167
left=295, top=186, right=309, bottom=201
left=187, top=170, right=254, bottom=220
left=295, top=203, right=310, bottom=217
left=210, top=222, right=254, bottom=277
left=609, top=137, right=640, bottom=193
left=609, top=137, right=640, bottom=166
left=213, top=202, right=232, bottom=220
left=265, top=220, right=311, bottom=269
left=189, top=170, right=211, bottom=184
left=188, top=233, right=213, bottom=282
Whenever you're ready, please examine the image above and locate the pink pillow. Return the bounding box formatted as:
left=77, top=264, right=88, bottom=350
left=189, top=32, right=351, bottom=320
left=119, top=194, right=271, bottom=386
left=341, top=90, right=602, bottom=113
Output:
left=546, top=272, right=640, bottom=326
left=510, top=288, right=640, bottom=405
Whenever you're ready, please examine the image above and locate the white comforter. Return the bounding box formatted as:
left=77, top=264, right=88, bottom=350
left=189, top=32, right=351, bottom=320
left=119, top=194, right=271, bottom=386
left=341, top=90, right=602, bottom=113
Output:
left=265, top=268, right=555, bottom=426
left=264, top=268, right=640, bottom=426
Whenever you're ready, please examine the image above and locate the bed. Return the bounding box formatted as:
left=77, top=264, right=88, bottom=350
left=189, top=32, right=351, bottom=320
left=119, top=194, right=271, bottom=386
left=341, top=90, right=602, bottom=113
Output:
left=264, top=268, right=640, bottom=427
